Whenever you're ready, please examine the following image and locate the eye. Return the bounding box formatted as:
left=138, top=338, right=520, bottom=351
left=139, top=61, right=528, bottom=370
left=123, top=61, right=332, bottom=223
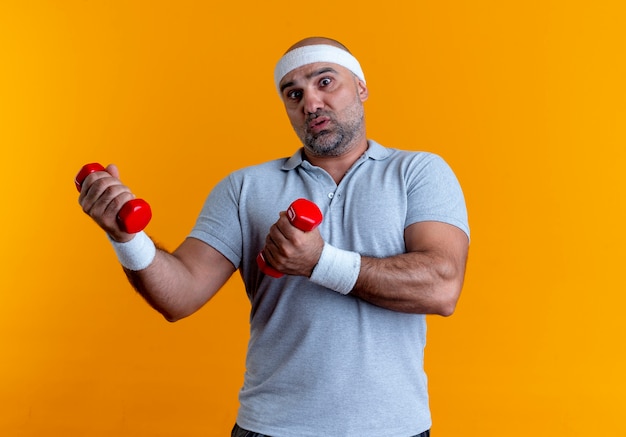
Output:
left=319, top=77, right=332, bottom=87
left=285, top=89, right=302, bottom=101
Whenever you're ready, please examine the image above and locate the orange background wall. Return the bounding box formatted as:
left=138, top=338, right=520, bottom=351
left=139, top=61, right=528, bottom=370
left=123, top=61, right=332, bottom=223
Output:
left=1, top=1, right=625, bottom=436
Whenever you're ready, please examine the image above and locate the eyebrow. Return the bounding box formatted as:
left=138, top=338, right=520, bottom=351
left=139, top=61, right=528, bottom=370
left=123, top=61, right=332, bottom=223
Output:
left=279, top=67, right=339, bottom=93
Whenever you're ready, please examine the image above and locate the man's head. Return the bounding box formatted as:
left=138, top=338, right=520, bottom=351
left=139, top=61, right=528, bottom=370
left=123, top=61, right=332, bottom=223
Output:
left=274, top=37, right=369, bottom=158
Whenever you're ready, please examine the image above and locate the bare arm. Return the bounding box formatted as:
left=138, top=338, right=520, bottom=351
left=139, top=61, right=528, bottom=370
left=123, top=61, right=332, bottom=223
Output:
left=123, top=238, right=236, bottom=322
left=263, top=211, right=468, bottom=316
left=78, top=164, right=236, bottom=322
left=351, top=221, right=469, bottom=316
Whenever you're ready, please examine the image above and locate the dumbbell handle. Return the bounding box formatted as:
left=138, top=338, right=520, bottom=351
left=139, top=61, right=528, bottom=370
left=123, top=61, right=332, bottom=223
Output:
left=257, top=198, right=323, bottom=278
left=75, top=163, right=152, bottom=234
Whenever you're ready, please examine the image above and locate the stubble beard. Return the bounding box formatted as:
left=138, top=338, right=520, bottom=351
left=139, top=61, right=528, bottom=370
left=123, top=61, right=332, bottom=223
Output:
left=301, top=104, right=365, bottom=157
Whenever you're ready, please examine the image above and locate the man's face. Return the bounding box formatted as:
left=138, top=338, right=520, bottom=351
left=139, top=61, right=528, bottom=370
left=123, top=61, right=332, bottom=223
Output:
left=278, top=62, right=368, bottom=157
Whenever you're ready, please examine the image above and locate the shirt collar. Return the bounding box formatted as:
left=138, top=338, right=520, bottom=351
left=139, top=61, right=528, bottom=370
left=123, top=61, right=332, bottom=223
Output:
left=281, top=140, right=389, bottom=171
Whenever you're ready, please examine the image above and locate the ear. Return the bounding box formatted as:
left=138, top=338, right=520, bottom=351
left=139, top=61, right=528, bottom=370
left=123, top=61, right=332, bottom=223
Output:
left=357, top=79, right=369, bottom=102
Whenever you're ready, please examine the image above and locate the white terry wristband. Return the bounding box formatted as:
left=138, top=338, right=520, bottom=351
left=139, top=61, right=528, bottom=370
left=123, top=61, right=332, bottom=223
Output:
left=310, top=242, right=361, bottom=295
left=108, top=231, right=156, bottom=271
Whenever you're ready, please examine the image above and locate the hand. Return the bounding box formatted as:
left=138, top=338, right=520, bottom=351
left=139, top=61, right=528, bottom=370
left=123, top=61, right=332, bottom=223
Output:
left=261, top=211, right=325, bottom=277
left=78, top=164, right=135, bottom=242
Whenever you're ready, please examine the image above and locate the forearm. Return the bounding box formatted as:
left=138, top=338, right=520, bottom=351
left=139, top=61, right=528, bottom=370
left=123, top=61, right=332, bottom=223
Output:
left=350, top=251, right=465, bottom=316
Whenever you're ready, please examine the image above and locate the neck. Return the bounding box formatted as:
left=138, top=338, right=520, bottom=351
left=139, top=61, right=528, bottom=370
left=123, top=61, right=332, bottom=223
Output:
left=304, top=137, right=368, bottom=184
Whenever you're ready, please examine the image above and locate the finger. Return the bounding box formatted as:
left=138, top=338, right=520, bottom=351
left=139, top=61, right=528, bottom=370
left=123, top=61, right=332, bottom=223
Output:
left=85, top=184, right=130, bottom=216
left=81, top=177, right=131, bottom=217
left=264, top=231, right=281, bottom=258
left=105, top=163, right=120, bottom=179
left=102, top=190, right=135, bottom=221
left=267, top=220, right=290, bottom=253
left=88, top=189, right=135, bottom=233
left=78, top=169, right=120, bottom=202
left=272, top=212, right=297, bottom=240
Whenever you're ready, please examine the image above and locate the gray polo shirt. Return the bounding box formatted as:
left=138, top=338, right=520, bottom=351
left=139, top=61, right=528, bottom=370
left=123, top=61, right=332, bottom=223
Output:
left=189, top=140, right=469, bottom=437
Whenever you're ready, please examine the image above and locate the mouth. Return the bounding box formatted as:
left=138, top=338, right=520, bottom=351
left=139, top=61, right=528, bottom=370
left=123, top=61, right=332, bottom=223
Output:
left=308, top=116, right=331, bottom=134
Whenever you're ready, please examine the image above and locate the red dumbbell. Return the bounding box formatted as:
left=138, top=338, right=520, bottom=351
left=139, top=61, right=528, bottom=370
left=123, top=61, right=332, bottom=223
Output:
left=257, top=198, right=323, bottom=278
left=75, top=163, right=152, bottom=234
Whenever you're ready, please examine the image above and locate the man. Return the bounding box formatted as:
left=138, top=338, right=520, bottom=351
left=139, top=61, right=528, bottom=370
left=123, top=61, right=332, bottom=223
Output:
left=78, top=36, right=469, bottom=437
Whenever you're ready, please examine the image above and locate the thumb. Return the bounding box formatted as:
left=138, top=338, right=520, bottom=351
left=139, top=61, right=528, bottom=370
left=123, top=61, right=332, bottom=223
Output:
left=105, top=163, right=120, bottom=179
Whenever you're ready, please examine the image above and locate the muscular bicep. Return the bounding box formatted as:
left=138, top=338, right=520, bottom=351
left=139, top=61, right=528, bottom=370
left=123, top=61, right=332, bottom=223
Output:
left=172, top=237, right=237, bottom=306
left=352, top=221, right=469, bottom=315
left=405, top=221, right=469, bottom=283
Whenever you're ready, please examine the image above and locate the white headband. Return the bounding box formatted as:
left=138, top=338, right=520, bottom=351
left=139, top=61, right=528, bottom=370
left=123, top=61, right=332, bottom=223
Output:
left=274, top=44, right=366, bottom=92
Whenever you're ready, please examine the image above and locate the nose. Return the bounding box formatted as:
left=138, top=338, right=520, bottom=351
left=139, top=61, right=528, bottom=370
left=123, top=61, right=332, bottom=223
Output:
left=302, top=89, right=324, bottom=115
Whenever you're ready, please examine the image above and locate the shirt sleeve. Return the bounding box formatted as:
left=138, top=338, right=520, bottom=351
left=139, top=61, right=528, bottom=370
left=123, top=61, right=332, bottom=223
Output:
left=188, top=174, right=243, bottom=268
left=405, top=154, right=470, bottom=240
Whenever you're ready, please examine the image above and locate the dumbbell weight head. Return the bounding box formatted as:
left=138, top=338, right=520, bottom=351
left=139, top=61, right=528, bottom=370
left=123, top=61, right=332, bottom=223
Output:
left=287, top=198, right=323, bottom=232
left=75, top=163, right=152, bottom=234
left=75, top=162, right=106, bottom=192
left=116, top=198, right=152, bottom=234
left=256, top=252, right=284, bottom=278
